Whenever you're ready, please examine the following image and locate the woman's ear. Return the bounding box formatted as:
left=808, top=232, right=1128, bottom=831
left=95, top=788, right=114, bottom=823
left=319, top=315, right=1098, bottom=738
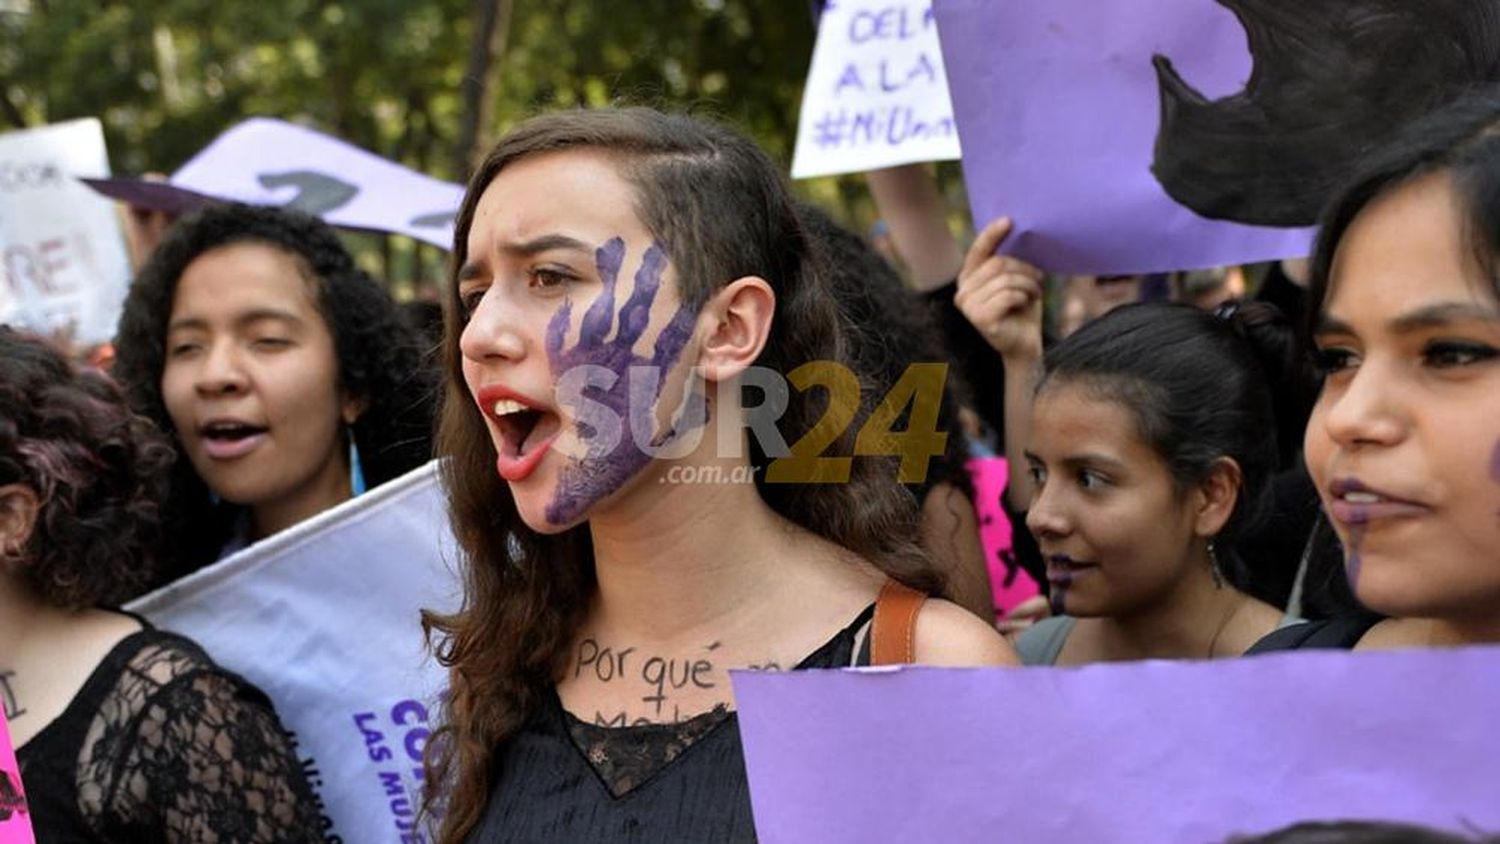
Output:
left=696, top=276, right=776, bottom=383
left=341, top=394, right=370, bottom=426
left=1192, top=457, right=1242, bottom=538
left=0, top=483, right=39, bottom=563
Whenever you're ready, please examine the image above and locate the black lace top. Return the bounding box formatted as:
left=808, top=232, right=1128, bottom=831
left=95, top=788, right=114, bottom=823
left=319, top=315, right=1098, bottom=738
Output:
left=16, top=626, right=324, bottom=843
left=467, top=604, right=875, bottom=843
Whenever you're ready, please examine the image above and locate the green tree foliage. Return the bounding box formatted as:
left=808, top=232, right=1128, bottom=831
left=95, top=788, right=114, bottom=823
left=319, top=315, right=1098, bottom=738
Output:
left=1, top=1, right=961, bottom=292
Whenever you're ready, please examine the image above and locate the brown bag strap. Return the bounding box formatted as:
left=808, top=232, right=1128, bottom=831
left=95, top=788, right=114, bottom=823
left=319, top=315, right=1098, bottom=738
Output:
left=870, top=579, right=927, bottom=666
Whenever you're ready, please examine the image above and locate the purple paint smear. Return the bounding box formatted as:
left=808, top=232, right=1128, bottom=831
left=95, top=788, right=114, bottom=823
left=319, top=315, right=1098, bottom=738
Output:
left=544, top=238, right=704, bottom=524
left=1048, top=578, right=1068, bottom=617
left=1345, top=524, right=1365, bottom=596
left=932, top=0, right=1315, bottom=274
left=1492, top=440, right=1500, bottom=520
left=733, top=648, right=1500, bottom=843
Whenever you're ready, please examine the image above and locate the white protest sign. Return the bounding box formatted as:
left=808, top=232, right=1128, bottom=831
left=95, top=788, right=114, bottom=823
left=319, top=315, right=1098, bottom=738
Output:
left=791, top=0, right=962, bottom=179
left=128, top=462, right=461, bottom=844
left=85, top=118, right=464, bottom=249
left=0, top=119, right=131, bottom=344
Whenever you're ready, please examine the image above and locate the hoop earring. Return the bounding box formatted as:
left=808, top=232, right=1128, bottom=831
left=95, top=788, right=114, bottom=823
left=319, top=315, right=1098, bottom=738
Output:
left=1208, top=539, right=1225, bottom=590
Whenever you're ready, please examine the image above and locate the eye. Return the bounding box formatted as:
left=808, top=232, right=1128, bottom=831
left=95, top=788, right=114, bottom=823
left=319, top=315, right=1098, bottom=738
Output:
left=167, top=341, right=202, bottom=359
left=1422, top=340, right=1498, bottom=368
left=1312, top=345, right=1359, bottom=377
left=251, top=336, right=292, bottom=351
left=459, top=286, right=488, bottom=318
left=1075, top=469, right=1109, bottom=490
left=1027, top=463, right=1046, bottom=486
left=529, top=267, right=575, bottom=290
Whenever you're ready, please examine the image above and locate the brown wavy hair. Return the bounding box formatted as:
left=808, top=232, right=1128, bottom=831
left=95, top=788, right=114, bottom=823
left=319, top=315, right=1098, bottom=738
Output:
left=0, top=327, right=174, bottom=607
left=420, top=107, right=940, bottom=842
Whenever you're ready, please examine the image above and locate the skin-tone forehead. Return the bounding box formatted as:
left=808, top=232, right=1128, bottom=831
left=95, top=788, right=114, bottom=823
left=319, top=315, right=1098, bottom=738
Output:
left=1325, top=169, right=1500, bottom=322
left=463, top=149, right=649, bottom=270
left=1030, top=380, right=1163, bottom=475
left=171, top=241, right=323, bottom=326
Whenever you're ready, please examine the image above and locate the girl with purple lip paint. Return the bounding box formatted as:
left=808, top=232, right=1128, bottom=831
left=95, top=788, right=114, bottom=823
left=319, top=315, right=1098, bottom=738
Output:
left=1012, top=303, right=1305, bottom=666
left=1252, top=86, right=1500, bottom=652
left=425, top=108, right=1016, bottom=844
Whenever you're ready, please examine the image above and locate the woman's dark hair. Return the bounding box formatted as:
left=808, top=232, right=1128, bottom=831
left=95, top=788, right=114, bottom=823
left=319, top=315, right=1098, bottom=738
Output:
left=111, top=203, right=436, bottom=585
left=0, top=327, right=174, bottom=608
left=796, top=202, right=976, bottom=501
left=421, top=107, right=939, bottom=844
left=1036, top=301, right=1314, bottom=590
left=1309, top=84, right=1500, bottom=327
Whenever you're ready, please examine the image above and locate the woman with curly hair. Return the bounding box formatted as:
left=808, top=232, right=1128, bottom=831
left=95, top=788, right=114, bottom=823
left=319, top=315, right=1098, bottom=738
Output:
left=0, top=327, right=323, bottom=841
left=422, top=107, right=1015, bottom=843
left=112, top=203, right=436, bottom=586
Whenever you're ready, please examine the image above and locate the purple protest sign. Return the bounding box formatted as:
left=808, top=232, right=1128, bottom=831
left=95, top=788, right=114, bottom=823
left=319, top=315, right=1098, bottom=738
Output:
left=84, top=117, right=463, bottom=249
left=933, top=0, right=1319, bottom=274
left=735, top=647, right=1500, bottom=843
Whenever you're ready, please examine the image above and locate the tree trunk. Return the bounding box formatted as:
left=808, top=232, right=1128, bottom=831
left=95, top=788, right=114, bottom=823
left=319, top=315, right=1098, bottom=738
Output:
left=0, top=89, right=28, bottom=129
left=454, top=0, right=514, bottom=181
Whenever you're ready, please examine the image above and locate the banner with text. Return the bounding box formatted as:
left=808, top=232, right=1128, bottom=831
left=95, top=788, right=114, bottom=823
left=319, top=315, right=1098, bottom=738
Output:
left=792, top=0, right=961, bottom=178
left=128, top=461, right=461, bottom=844
left=0, top=119, right=132, bottom=345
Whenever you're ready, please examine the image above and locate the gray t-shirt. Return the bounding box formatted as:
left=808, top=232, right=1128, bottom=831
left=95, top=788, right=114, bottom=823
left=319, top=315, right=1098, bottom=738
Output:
left=1014, top=615, right=1076, bottom=666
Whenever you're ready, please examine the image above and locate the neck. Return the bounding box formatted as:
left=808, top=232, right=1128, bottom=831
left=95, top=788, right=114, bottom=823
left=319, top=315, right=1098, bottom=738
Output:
left=249, top=455, right=352, bottom=540
left=0, top=573, right=59, bottom=668
left=1096, top=558, right=1247, bottom=661
left=586, top=458, right=795, bottom=644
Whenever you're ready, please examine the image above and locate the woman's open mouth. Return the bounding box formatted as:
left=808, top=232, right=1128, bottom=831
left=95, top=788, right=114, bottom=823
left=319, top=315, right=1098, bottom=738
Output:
left=197, top=420, right=270, bottom=460
left=479, top=389, right=563, bottom=482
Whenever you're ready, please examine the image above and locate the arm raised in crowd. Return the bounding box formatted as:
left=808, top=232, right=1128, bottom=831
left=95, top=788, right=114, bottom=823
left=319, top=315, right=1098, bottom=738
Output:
left=955, top=217, right=1045, bottom=509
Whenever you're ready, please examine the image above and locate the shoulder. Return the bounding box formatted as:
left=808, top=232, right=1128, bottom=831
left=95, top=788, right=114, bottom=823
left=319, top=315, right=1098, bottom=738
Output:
left=1245, top=615, right=1382, bottom=653
left=105, top=628, right=275, bottom=721
left=912, top=598, right=1019, bottom=667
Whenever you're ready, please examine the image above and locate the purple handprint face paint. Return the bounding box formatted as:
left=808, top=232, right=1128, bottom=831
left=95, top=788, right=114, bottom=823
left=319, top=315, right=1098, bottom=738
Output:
left=543, top=237, right=705, bottom=525
left=459, top=149, right=712, bottom=532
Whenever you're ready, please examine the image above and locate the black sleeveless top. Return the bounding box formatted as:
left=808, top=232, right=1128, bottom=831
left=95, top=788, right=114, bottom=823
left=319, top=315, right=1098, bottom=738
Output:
left=1246, top=616, right=1383, bottom=653
left=16, top=625, right=323, bottom=843
left=467, top=605, right=875, bottom=843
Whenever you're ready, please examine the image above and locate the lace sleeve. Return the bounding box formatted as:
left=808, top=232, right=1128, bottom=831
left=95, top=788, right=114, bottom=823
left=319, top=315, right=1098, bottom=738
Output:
left=83, top=635, right=325, bottom=843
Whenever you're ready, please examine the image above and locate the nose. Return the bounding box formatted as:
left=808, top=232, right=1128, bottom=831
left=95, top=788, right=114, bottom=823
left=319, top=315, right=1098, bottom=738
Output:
left=459, top=288, right=526, bottom=365
left=194, top=339, right=248, bottom=397
left=1317, top=360, right=1406, bottom=450
left=1025, top=477, right=1071, bottom=541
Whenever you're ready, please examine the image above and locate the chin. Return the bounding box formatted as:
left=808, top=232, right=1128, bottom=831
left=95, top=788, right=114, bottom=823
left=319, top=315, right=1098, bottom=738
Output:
left=509, top=491, right=578, bottom=535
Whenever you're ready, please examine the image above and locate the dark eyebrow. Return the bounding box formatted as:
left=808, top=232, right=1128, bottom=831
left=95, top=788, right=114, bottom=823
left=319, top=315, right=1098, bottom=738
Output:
left=1315, top=302, right=1500, bottom=337
left=1058, top=453, right=1127, bottom=474
left=166, top=308, right=303, bottom=334
left=1021, top=449, right=1127, bottom=473
left=501, top=233, right=593, bottom=258
left=457, top=262, right=486, bottom=283
left=1312, top=313, right=1354, bottom=338
left=458, top=234, right=593, bottom=284
left=1388, top=301, right=1500, bottom=333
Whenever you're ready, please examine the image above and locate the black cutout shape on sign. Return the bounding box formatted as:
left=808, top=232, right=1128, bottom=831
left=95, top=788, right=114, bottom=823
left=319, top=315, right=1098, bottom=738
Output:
left=1150, top=0, right=1500, bottom=228
left=409, top=211, right=457, bottom=229
left=256, top=170, right=360, bottom=216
